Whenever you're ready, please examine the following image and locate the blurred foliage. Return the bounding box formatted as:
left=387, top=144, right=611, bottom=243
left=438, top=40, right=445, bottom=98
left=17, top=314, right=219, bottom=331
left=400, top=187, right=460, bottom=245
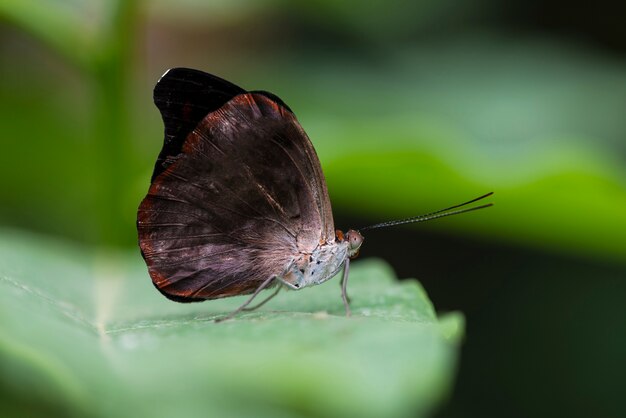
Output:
left=0, top=0, right=138, bottom=247
left=1, top=0, right=625, bottom=263
left=1, top=1, right=625, bottom=418
left=0, top=229, right=462, bottom=418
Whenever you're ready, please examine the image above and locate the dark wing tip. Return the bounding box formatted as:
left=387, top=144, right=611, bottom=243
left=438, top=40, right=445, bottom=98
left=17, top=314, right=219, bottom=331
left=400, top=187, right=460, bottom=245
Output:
left=150, top=68, right=247, bottom=180
left=153, top=67, right=245, bottom=104
left=149, top=68, right=294, bottom=182
left=152, top=67, right=246, bottom=128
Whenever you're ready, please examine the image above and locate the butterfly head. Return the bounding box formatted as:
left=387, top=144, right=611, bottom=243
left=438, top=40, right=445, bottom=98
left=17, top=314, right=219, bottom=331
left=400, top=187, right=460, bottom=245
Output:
left=336, top=229, right=363, bottom=259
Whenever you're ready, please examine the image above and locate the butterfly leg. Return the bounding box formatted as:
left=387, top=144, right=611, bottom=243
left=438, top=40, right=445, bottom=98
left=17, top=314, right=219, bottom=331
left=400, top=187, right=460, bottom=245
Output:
left=242, top=284, right=282, bottom=311
left=340, top=258, right=352, bottom=316
left=215, top=276, right=276, bottom=322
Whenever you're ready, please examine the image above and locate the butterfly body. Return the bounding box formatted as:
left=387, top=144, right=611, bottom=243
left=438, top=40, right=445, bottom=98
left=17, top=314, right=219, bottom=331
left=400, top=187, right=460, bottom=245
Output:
left=281, top=235, right=350, bottom=290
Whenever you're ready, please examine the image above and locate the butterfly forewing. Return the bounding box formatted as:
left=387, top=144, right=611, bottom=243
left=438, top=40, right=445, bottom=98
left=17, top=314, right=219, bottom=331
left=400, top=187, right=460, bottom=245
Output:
left=152, top=68, right=246, bottom=181
left=138, top=77, right=335, bottom=302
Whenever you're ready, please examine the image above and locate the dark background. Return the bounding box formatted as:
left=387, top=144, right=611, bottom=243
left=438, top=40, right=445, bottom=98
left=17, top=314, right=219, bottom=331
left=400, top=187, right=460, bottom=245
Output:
left=1, top=1, right=625, bottom=417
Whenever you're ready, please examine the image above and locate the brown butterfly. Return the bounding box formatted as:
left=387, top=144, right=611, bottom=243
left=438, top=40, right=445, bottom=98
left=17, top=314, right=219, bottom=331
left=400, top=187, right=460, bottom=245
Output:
left=137, top=68, right=492, bottom=321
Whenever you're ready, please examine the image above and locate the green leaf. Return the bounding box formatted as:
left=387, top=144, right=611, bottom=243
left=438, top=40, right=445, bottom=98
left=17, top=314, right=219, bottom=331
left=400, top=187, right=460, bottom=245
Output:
left=0, top=229, right=462, bottom=418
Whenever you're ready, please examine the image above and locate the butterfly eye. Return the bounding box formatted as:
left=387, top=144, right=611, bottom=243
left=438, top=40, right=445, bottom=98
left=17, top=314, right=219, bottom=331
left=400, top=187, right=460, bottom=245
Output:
left=345, top=230, right=363, bottom=253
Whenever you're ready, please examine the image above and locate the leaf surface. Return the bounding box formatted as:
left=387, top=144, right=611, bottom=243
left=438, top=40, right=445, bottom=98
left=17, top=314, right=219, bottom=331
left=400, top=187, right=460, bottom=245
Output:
left=0, top=229, right=462, bottom=418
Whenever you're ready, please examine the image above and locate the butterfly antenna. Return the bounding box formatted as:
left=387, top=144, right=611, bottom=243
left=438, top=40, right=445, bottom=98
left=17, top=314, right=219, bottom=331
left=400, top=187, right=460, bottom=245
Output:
left=359, top=192, right=493, bottom=231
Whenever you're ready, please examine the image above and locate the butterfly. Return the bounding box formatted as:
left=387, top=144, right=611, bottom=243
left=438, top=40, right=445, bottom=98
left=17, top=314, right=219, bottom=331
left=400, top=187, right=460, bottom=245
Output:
left=137, top=68, right=492, bottom=321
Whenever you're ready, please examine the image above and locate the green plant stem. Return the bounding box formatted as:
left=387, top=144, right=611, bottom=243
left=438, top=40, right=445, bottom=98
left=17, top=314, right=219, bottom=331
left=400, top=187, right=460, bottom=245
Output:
left=92, top=0, right=139, bottom=247
left=0, top=0, right=140, bottom=247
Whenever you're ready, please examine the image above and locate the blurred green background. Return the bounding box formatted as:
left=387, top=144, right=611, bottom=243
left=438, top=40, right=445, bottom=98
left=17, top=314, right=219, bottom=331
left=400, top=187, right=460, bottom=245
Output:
left=1, top=0, right=625, bottom=417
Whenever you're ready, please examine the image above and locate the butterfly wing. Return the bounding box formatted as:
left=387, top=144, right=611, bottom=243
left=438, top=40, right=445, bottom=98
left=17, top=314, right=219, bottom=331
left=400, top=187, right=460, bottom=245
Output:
left=138, top=69, right=335, bottom=302
left=150, top=68, right=246, bottom=181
